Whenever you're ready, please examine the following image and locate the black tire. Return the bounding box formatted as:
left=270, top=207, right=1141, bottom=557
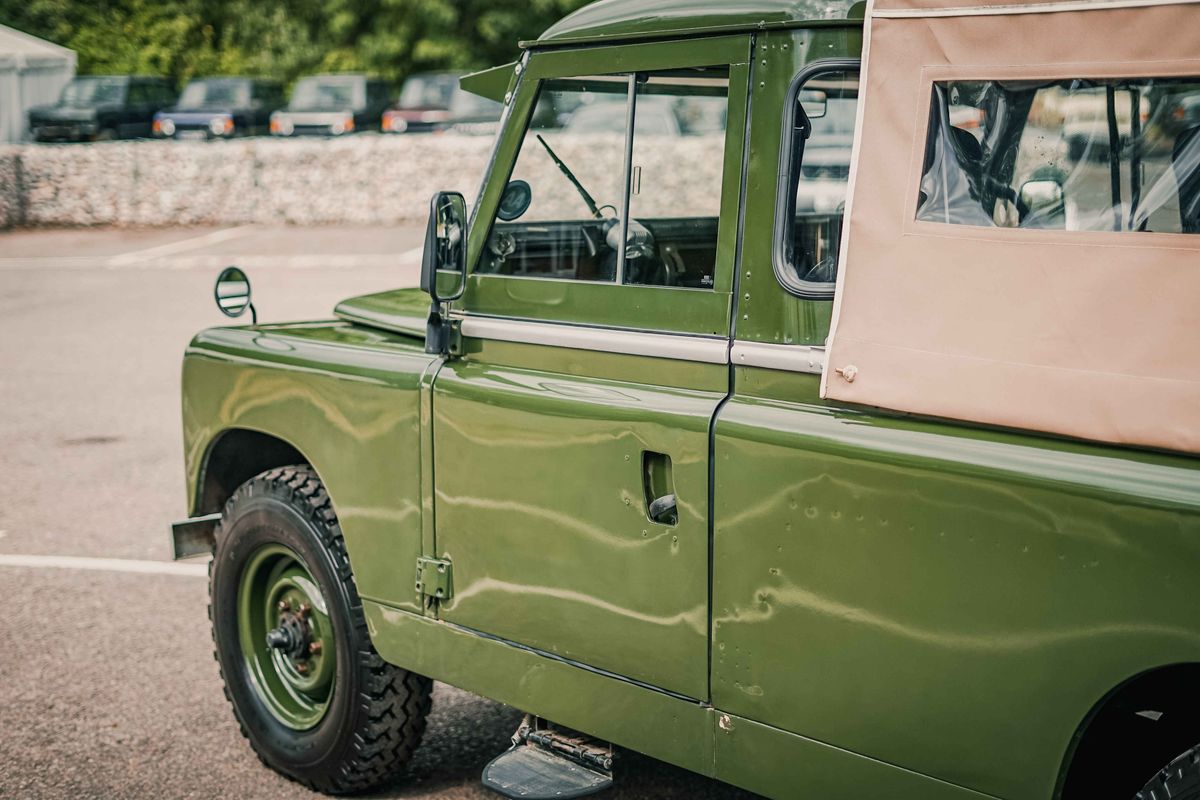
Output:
left=1137, top=745, right=1200, bottom=800
left=209, top=464, right=432, bottom=794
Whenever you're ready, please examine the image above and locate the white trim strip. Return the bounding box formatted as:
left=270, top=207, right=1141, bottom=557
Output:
left=0, top=553, right=209, bottom=577
left=459, top=316, right=730, bottom=364
left=872, top=0, right=1200, bottom=18
left=732, top=342, right=826, bottom=374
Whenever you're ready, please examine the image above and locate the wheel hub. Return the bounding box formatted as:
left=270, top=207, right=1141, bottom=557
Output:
left=237, top=544, right=336, bottom=730
left=267, top=604, right=312, bottom=661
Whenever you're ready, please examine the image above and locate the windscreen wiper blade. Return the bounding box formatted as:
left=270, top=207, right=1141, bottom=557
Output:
left=536, top=134, right=603, bottom=219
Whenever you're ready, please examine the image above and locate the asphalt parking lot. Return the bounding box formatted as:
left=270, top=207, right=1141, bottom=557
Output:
left=0, top=224, right=755, bottom=799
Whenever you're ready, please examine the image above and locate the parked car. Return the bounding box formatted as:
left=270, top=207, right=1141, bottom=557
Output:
left=381, top=71, right=461, bottom=133
left=28, top=75, right=175, bottom=142
left=153, top=77, right=284, bottom=140
left=270, top=74, right=390, bottom=137
left=563, top=96, right=681, bottom=135
left=172, top=2, right=1200, bottom=800
left=444, top=86, right=505, bottom=135
left=795, top=94, right=856, bottom=213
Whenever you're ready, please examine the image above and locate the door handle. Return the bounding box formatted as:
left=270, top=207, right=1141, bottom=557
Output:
left=642, top=451, right=677, bottom=525
left=647, top=493, right=677, bottom=526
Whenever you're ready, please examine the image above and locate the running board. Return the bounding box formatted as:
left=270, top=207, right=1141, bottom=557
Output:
left=482, top=716, right=614, bottom=799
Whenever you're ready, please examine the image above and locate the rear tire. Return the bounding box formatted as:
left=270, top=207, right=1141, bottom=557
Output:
left=1136, top=745, right=1200, bottom=800
left=209, top=464, right=432, bottom=794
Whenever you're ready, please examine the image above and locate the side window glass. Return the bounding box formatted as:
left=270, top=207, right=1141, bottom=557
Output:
left=625, top=69, right=729, bottom=288
left=778, top=68, right=859, bottom=294
left=916, top=78, right=1200, bottom=233
left=479, top=67, right=731, bottom=287
left=480, top=76, right=630, bottom=282
left=128, top=83, right=149, bottom=106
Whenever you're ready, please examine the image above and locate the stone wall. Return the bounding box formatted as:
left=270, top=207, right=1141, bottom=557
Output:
left=1, top=136, right=495, bottom=229
left=0, top=148, right=21, bottom=229
left=0, top=132, right=727, bottom=229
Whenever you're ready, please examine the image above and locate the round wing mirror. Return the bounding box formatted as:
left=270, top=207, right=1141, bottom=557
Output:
left=496, top=179, right=532, bottom=221
left=214, top=266, right=256, bottom=322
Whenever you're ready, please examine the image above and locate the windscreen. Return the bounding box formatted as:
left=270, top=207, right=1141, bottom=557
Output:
left=399, top=74, right=458, bottom=109
left=178, top=80, right=252, bottom=109
left=289, top=77, right=364, bottom=111
left=60, top=78, right=125, bottom=107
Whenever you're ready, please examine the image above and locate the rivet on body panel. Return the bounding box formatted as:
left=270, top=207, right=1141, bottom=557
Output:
left=836, top=364, right=858, bottom=382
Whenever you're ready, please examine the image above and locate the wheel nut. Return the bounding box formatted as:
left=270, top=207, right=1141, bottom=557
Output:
left=309, top=641, right=322, bottom=655
left=298, top=603, right=311, bottom=617
left=296, top=662, right=309, bottom=674
left=277, top=600, right=289, bottom=612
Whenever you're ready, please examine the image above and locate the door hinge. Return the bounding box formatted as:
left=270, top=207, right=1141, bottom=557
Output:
left=415, top=556, right=453, bottom=605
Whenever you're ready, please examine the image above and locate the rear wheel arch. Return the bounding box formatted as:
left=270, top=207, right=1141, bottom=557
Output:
left=194, top=428, right=309, bottom=517
left=1058, top=662, right=1200, bottom=799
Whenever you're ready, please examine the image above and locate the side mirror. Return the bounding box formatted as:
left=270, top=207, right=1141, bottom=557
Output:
left=214, top=266, right=256, bottom=323
left=1018, top=178, right=1066, bottom=227
left=420, top=191, right=468, bottom=303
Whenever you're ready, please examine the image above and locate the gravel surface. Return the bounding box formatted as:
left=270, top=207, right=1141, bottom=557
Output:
left=0, top=224, right=757, bottom=800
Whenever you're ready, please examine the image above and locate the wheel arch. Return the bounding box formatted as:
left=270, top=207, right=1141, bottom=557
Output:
left=193, top=427, right=312, bottom=517
left=1057, top=661, right=1200, bottom=799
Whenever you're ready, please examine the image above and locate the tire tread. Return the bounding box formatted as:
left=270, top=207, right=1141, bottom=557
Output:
left=209, top=464, right=432, bottom=795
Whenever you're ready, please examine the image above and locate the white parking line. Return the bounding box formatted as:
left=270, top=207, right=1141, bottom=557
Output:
left=105, top=224, right=259, bottom=267
left=0, top=553, right=208, bottom=577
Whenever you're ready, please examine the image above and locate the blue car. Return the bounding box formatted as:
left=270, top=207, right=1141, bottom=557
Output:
left=154, top=77, right=285, bottom=140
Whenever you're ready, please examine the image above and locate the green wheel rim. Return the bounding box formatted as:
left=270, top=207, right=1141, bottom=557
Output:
left=237, top=544, right=336, bottom=730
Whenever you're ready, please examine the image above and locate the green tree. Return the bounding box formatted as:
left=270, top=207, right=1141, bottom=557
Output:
left=0, top=0, right=592, bottom=91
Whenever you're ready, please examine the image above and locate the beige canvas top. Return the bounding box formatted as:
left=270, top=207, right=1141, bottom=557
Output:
left=871, top=0, right=1195, bottom=13
left=823, top=0, right=1200, bottom=454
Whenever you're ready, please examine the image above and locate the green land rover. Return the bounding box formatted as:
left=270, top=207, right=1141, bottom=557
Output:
left=172, top=0, right=1200, bottom=798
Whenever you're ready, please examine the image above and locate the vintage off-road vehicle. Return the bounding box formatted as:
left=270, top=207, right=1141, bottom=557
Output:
left=173, top=0, right=1200, bottom=797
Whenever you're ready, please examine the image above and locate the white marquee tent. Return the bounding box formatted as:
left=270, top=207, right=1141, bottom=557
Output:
left=0, top=25, right=76, bottom=143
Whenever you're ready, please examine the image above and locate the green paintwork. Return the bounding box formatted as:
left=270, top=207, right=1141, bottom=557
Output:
left=459, top=62, right=518, bottom=104
left=714, top=368, right=1200, bottom=799
left=183, top=321, right=437, bottom=612
left=432, top=340, right=723, bottom=699
left=738, top=26, right=861, bottom=346
left=238, top=543, right=335, bottom=729
left=535, top=0, right=863, bottom=46
left=333, top=286, right=429, bottom=338
left=457, top=36, right=749, bottom=336
left=177, top=7, right=1200, bottom=800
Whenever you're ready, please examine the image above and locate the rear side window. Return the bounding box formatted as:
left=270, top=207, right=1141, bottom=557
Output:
left=775, top=65, right=860, bottom=298
left=917, top=78, right=1200, bottom=233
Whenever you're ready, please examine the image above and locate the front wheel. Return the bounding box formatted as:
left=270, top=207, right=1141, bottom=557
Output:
left=1137, top=745, right=1200, bottom=799
left=209, top=465, right=432, bottom=794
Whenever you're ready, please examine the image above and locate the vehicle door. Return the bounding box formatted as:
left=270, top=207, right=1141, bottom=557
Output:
left=430, top=37, right=750, bottom=700
left=123, top=81, right=153, bottom=138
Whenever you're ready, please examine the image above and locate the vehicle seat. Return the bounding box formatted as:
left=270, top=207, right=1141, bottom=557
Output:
left=950, top=126, right=986, bottom=199
left=950, top=125, right=984, bottom=167
left=1173, top=125, right=1200, bottom=233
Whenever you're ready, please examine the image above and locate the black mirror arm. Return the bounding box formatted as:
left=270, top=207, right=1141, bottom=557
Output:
left=425, top=301, right=447, bottom=355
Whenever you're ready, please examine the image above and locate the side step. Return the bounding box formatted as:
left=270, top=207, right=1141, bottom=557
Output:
left=482, top=716, right=615, bottom=799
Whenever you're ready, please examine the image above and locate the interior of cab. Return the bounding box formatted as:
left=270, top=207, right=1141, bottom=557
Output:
left=917, top=77, right=1200, bottom=233
left=478, top=68, right=730, bottom=289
